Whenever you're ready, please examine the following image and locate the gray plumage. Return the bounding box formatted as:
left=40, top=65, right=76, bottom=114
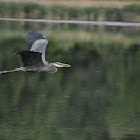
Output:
left=26, top=28, right=46, bottom=51
left=25, top=29, right=48, bottom=62
left=0, top=29, right=71, bottom=74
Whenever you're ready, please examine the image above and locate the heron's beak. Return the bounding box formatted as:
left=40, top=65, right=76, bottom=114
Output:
left=52, top=62, right=71, bottom=67
left=61, top=64, right=71, bottom=67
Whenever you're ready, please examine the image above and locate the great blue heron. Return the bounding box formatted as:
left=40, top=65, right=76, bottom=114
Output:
left=0, top=29, right=71, bottom=74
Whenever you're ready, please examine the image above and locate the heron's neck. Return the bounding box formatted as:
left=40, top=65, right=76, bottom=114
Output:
left=43, top=61, right=57, bottom=73
left=49, top=63, right=57, bottom=73
left=43, top=61, right=50, bottom=67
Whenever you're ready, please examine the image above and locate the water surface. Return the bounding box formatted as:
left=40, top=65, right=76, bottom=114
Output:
left=0, top=20, right=140, bottom=140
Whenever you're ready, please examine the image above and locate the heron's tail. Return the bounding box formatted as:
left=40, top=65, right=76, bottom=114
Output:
left=0, top=67, right=24, bottom=74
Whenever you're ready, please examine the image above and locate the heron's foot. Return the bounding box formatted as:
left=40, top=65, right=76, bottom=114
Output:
left=0, top=70, right=8, bottom=74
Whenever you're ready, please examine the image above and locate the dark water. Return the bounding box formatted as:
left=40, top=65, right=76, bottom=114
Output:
left=0, top=21, right=140, bottom=140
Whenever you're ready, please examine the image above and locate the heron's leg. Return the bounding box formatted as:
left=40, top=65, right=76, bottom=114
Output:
left=0, top=67, right=25, bottom=74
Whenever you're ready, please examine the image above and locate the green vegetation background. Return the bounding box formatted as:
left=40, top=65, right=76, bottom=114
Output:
left=0, top=2, right=140, bottom=22
left=0, top=2, right=140, bottom=140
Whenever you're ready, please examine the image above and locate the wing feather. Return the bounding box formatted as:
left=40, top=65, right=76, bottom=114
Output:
left=25, top=29, right=48, bottom=62
left=16, top=50, right=45, bottom=67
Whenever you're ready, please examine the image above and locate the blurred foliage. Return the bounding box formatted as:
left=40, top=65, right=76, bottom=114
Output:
left=0, top=21, right=140, bottom=140
left=0, top=2, right=140, bottom=22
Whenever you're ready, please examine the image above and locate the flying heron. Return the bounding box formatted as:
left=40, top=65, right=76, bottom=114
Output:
left=0, top=29, right=71, bottom=74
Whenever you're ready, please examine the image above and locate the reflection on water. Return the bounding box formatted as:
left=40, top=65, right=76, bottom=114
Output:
left=0, top=21, right=140, bottom=140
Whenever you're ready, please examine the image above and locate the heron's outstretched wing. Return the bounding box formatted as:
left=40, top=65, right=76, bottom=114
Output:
left=25, top=29, right=48, bottom=62
left=16, top=50, right=45, bottom=67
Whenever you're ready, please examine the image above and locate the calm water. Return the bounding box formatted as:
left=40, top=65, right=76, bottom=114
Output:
left=0, top=20, right=140, bottom=140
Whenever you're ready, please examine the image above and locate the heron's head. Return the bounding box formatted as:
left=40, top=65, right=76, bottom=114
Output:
left=51, top=62, right=71, bottom=68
